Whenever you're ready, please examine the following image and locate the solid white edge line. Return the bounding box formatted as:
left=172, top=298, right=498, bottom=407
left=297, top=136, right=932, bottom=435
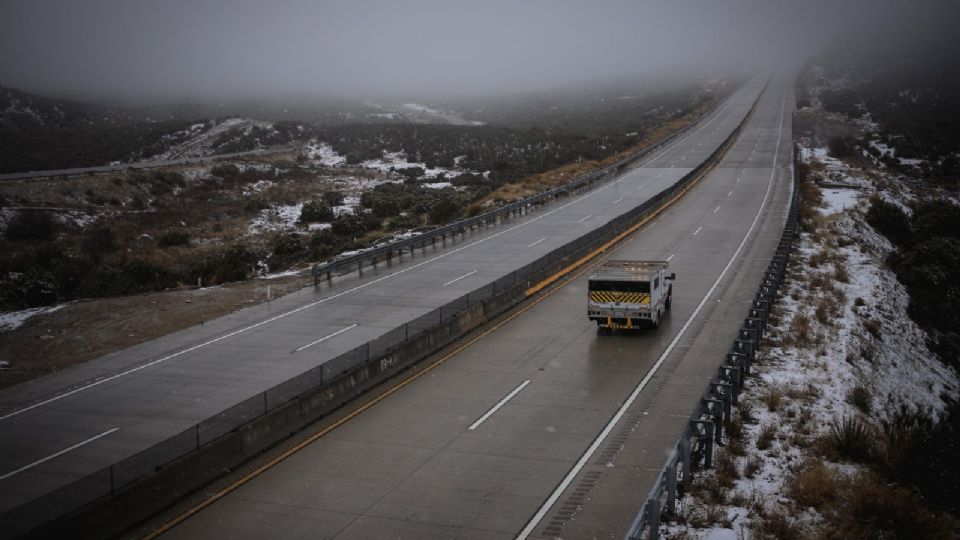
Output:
left=443, top=270, right=478, bottom=287
left=294, top=324, right=358, bottom=353
left=0, top=80, right=749, bottom=422
left=0, top=427, right=120, bottom=480
left=516, top=87, right=786, bottom=540
left=468, top=380, right=531, bottom=431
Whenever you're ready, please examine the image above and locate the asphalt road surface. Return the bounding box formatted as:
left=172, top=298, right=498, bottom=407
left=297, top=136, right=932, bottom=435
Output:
left=0, top=76, right=771, bottom=535
left=151, top=75, right=792, bottom=539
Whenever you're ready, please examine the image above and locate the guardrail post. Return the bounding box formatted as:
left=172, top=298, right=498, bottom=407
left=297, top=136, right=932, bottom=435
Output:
left=648, top=497, right=661, bottom=540
left=680, top=435, right=692, bottom=490
left=712, top=382, right=733, bottom=420
left=666, top=461, right=678, bottom=516
left=691, top=420, right=714, bottom=468
left=703, top=399, right=724, bottom=442
left=720, top=365, right=740, bottom=404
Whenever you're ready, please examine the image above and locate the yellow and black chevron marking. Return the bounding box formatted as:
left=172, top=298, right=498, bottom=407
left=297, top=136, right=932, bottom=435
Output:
left=588, top=291, right=650, bottom=304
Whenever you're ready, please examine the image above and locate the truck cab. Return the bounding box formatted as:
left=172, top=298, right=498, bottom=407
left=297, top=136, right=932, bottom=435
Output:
left=587, top=260, right=675, bottom=332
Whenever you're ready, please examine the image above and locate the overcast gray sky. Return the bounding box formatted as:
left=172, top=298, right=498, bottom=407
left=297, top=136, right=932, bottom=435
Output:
left=0, top=0, right=937, bottom=101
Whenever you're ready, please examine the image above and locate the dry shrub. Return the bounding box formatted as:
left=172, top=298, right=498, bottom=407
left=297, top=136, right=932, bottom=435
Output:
left=726, top=414, right=744, bottom=441
left=860, top=341, right=877, bottom=363
left=715, top=451, right=740, bottom=488
left=833, top=263, right=850, bottom=283
left=854, top=297, right=866, bottom=307
left=738, top=400, right=757, bottom=424
left=863, top=318, right=882, bottom=338
left=790, top=313, right=813, bottom=347
left=788, top=460, right=838, bottom=509
left=809, top=248, right=830, bottom=268
left=762, top=386, right=783, bottom=412
left=827, top=472, right=955, bottom=540
left=815, top=296, right=832, bottom=325
left=847, top=385, right=872, bottom=415
left=757, top=423, right=777, bottom=450
left=751, top=507, right=804, bottom=540
left=830, top=415, right=876, bottom=463
left=743, top=454, right=762, bottom=479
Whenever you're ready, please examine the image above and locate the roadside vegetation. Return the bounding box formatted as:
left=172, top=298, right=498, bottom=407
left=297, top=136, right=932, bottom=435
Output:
left=0, top=81, right=724, bottom=312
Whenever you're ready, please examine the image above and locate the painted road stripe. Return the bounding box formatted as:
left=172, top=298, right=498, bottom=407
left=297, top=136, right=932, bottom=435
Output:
left=714, top=206, right=720, bottom=214
left=517, top=87, right=786, bottom=540
left=666, top=254, right=675, bottom=262
left=443, top=270, right=477, bottom=287
left=0, top=80, right=742, bottom=422
left=527, top=238, right=546, bottom=248
left=727, top=190, right=733, bottom=197
left=294, top=324, right=357, bottom=353
left=693, top=226, right=703, bottom=236
left=578, top=214, right=593, bottom=223
left=0, top=428, right=119, bottom=480
left=612, top=197, right=624, bottom=205
left=468, top=380, right=530, bottom=431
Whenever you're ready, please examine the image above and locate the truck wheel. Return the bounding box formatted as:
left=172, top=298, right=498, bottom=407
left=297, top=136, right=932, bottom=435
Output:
left=652, top=311, right=661, bottom=329
left=665, top=287, right=672, bottom=310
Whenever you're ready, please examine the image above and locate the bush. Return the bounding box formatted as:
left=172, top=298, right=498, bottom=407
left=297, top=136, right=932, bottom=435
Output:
left=321, top=191, right=345, bottom=207
left=866, top=198, right=911, bottom=245
left=330, top=214, right=379, bottom=237
left=158, top=230, right=190, bottom=247
left=830, top=415, right=875, bottom=462
left=243, top=195, right=269, bottom=212
left=5, top=211, right=57, bottom=242
left=189, top=244, right=262, bottom=284
left=911, top=199, right=960, bottom=240
left=828, top=136, right=857, bottom=159
left=82, top=227, right=116, bottom=259
left=5, top=268, right=59, bottom=307
left=428, top=197, right=462, bottom=224
left=298, top=199, right=334, bottom=223
left=848, top=385, right=872, bottom=414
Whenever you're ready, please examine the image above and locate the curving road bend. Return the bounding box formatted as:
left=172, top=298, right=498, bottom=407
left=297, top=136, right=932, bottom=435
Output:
left=149, top=77, right=794, bottom=539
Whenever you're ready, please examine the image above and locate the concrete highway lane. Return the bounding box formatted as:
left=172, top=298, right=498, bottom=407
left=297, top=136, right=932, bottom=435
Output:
left=0, top=78, right=765, bottom=527
left=147, top=77, right=793, bottom=539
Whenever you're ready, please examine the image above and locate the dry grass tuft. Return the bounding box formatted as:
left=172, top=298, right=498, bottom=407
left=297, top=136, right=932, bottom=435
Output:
left=829, top=415, right=876, bottom=463
left=761, top=385, right=783, bottom=412
left=788, top=460, right=838, bottom=509
left=756, top=423, right=777, bottom=450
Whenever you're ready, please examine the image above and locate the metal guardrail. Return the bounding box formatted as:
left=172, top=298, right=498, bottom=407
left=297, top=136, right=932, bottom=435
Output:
left=623, top=144, right=801, bottom=540
left=310, top=101, right=725, bottom=283
left=0, top=87, right=745, bottom=539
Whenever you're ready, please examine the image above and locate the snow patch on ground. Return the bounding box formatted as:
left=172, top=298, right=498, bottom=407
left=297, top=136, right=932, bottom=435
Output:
left=0, top=304, right=66, bottom=332
left=248, top=203, right=303, bottom=234
left=361, top=150, right=465, bottom=179
left=306, top=141, right=347, bottom=167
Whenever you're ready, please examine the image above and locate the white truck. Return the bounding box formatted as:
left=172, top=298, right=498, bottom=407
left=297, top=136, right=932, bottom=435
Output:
left=587, top=260, right=675, bottom=332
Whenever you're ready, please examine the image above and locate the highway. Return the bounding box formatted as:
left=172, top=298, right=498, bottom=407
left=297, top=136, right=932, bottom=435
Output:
left=144, top=75, right=792, bottom=539
left=0, top=76, right=773, bottom=537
